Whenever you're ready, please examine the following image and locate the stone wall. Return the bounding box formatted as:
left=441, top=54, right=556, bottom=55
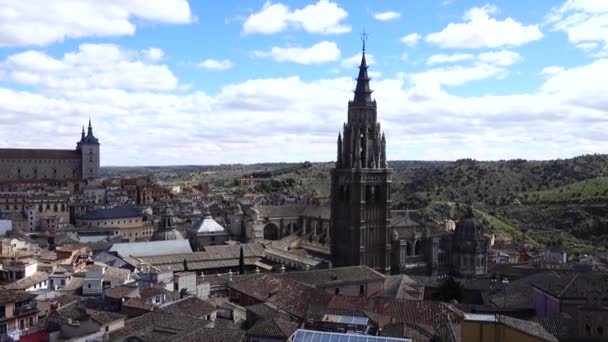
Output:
left=0, top=150, right=82, bottom=181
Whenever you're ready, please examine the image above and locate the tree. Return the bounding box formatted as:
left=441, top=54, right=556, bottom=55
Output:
left=239, top=246, right=245, bottom=275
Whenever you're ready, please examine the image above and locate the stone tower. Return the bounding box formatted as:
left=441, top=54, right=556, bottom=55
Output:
left=77, top=119, right=100, bottom=179
left=330, top=42, right=392, bottom=273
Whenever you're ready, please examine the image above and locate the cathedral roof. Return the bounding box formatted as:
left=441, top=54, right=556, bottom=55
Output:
left=152, top=205, right=184, bottom=241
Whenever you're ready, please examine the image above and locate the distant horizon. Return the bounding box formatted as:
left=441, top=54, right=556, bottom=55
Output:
left=98, top=153, right=606, bottom=169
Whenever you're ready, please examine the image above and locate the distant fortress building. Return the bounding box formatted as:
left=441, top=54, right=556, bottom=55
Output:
left=0, top=120, right=100, bottom=182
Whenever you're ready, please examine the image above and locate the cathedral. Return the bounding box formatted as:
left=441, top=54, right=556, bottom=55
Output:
left=330, top=43, right=489, bottom=277
left=0, top=120, right=100, bottom=182
left=330, top=43, right=392, bottom=273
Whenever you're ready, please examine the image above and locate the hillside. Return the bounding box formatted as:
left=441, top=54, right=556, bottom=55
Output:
left=100, top=154, right=608, bottom=251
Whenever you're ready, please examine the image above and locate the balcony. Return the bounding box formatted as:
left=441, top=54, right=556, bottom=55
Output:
left=13, top=302, right=37, bottom=317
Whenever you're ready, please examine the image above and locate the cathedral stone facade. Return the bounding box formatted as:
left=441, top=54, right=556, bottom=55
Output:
left=0, top=120, right=100, bottom=182
left=330, top=48, right=392, bottom=273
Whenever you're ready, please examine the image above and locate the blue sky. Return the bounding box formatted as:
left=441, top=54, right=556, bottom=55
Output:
left=0, top=0, right=607, bottom=165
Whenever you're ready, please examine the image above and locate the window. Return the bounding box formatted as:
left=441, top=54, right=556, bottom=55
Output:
left=105, top=326, right=109, bottom=332
left=586, top=324, right=591, bottom=336
left=599, top=327, right=604, bottom=336
left=61, top=279, right=65, bottom=286
left=28, top=317, right=33, bottom=327
left=19, top=319, right=24, bottom=330
left=87, top=283, right=91, bottom=288
left=335, top=288, right=340, bottom=295
left=359, top=284, right=365, bottom=296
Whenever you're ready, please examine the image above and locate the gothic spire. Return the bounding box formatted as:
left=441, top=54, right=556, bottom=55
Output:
left=353, top=33, right=373, bottom=105
left=87, top=117, right=93, bottom=136
left=81, top=125, right=85, bottom=141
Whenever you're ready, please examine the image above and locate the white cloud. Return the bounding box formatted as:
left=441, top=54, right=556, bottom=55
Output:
left=2, top=44, right=608, bottom=164
left=541, top=66, right=565, bottom=76
left=341, top=53, right=375, bottom=68
left=4, top=44, right=178, bottom=91
left=253, top=41, right=340, bottom=64
left=373, top=11, right=401, bottom=21
left=410, top=64, right=505, bottom=88
left=477, top=50, right=521, bottom=66
left=426, top=51, right=520, bottom=66
left=0, top=0, right=193, bottom=47
left=142, top=48, right=164, bottom=62
left=427, top=53, right=475, bottom=65
left=197, top=59, right=234, bottom=71
left=243, top=0, right=350, bottom=35
left=401, top=33, right=421, bottom=46
left=548, top=0, right=608, bottom=56
left=426, top=4, right=543, bottom=49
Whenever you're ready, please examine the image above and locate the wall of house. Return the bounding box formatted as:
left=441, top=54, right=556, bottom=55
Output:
left=532, top=287, right=561, bottom=318
left=462, top=320, right=550, bottom=342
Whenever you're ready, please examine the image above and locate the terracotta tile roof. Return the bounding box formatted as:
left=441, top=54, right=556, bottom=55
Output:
left=499, top=315, right=558, bottom=342
left=179, top=324, right=246, bottom=342
left=0, top=148, right=80, bottom=160
left=327, top=296, right=462, bottom=328
left=0, top=289, right=35, bottom=305
left=531, top=271, right=608, bottom=299
left=229, top=274, right=333, bottom=319
left=246, top=302, right=294, bottom=322
left=280, top=265, right=385, bottom=288
left=159, top=296, right=216, bottom=319
left=247, top=318, right=299, bottom=339
left=89, top=309, right=126, bottom=325
left=109, top=311, right=210, bottom=340
left=4, top=271, right=48, bottom=290
left=533, top=318, right=577, bottom=340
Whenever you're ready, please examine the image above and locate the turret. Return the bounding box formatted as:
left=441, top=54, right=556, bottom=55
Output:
left=79, top=119, right=100, bottom=179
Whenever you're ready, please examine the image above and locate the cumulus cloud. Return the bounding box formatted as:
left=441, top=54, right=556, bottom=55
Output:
left=541, top=66, right=565, bottom=75
left=1, top=43, right=608, bottom=164
left=373, top=11, right=401, bottom=21
left=197, top=59, right=234, bottom=71
left=243, top=0, right=350, bottom=35
left=548, top=0, right=608, bottom=56
left=401, top=33, right=421, bottom=46
left=4, top=44, right=178, bottom=91
left=253, top=41, right=340, bottom=64
left=427, top=53, right=475, bottom=65
left=0, top=0, right=193, bottom=47
left=142, top=48, right=164, bottom=62
left=426, top=4, right=543, bottom=49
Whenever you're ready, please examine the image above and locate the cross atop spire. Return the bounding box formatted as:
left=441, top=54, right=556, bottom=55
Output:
left=361, top=29, right=368, bottom=53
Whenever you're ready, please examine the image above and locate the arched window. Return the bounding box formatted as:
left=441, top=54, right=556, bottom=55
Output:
left=375, top=185, right=382, bottom=201
left=53, top=204, right=58, bottom=212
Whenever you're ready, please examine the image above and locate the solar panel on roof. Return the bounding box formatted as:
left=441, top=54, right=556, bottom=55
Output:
left=292, top=329, right=412, bottom=342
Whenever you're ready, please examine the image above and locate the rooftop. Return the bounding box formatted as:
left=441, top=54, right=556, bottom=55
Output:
left=109, top=239, right=193, bottom=258
left=79, top=206, right=141, bottom=220
left=280, top=265, right=386, bottom=288
left=0, top=289, right=35, bottom=305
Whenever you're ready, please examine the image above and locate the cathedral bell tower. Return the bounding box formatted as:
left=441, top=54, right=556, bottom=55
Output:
left=330, top=36, right=392, bottom=273
left=77, top=118, right=100, bottom=179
